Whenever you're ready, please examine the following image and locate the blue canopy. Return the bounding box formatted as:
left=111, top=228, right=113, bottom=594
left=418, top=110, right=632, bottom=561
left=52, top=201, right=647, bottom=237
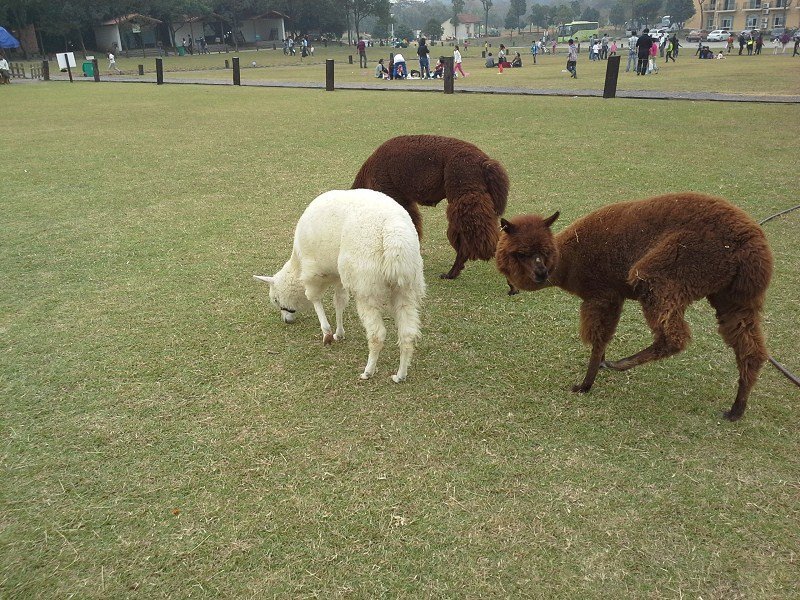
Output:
left=0, top=26, right=20, bottom=49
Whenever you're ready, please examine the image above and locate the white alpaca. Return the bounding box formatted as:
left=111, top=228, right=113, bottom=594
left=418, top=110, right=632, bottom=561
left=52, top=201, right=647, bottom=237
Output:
left=254, top=189, right=426, bottom=382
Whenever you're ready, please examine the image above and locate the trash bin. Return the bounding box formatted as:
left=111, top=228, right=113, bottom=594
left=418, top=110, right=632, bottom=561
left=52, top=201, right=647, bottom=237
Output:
left=82, top=61, right=94, bottom=77
left=178, top=46, right=186, bottom=56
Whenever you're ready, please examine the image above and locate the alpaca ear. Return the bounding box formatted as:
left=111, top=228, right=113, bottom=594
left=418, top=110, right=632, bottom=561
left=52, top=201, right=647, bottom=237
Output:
left=253, top=275, right=275, bottom=285
left=543, top=211, right=560, bottom=228
left=499, top=218, right=515, bottom=234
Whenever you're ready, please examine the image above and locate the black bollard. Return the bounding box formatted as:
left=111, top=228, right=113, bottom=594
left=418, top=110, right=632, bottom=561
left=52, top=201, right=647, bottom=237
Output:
left=389, top=53, right=394, bottom=80
left=42, top=60, right=50, bottom=80
left=92, top=58, right=100, bottom=81
left=326, top=59, right=334, bottom=91
left=225, top=59, right=229, bottom=68
left=482, top=50, right=486, bottom=58
left=603, top=55, right=621, bottom=98
left=232, top=56, right=240, bottom=85
left=273, top=43, right=276, bottom=50
left=348, top=55, right=353, bottom=64
left=156, top=57, right=164, bottom=84
left=443, top=56, right=454, bottom=94
left=138, top=64, right=144, bottom=75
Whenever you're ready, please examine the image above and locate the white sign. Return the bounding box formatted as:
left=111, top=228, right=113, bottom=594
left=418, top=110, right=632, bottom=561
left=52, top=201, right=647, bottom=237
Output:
left=131, top=25, right=141, bottom=34
left=56, top=52, right=77, bottom=69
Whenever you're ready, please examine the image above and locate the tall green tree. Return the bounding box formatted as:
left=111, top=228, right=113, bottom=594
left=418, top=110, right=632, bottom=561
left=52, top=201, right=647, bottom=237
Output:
left=581, top=6, right=600, bottom=20
left=662, top=0, right=695, bottom=28
left=510, top=0, right=526, bottom=31
left=632, top=0, right=662, bottom=26
left=528, top=3, right=550, bottom=28
left=479, top=0, right=492, bottom=37
left=608, top=0, right=627, bottom=26
left=451, top=0, right=464, bottom=26
left=424, top=17, right=444, bottom=40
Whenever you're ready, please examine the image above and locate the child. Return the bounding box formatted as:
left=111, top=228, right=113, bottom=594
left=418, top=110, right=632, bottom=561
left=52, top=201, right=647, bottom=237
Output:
left=432, top=58, right=444, bottom=78
left=609, top=40, right=617, bottom=56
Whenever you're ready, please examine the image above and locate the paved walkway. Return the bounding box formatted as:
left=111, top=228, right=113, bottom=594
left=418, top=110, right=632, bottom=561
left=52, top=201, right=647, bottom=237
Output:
left=41, top=74, right=800, bottom=104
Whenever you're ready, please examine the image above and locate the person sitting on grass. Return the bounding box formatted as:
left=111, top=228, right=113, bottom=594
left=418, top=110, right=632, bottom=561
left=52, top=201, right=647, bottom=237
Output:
left=375, top=58, right=388, bottom=79
left=485, top=53, right=495, bottom=68
left=431, top=58, right=444, bottom=78
left=511, top=52, right=522, bottom=67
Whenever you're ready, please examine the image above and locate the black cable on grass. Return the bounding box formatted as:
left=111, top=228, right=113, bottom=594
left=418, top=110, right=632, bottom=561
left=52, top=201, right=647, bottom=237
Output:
left=759, top=204, right=800, bottom=226
left=759, top=204, right=800, bottom=388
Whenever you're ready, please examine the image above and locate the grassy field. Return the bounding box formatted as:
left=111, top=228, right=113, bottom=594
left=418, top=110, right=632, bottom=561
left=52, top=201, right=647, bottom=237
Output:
left=2, top=83, right=799, bottom=598
left=39, top=40, right=800, bottom=96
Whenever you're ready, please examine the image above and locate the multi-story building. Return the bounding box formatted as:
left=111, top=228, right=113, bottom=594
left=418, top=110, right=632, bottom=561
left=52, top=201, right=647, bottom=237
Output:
left=687, top=0, right=799, bottom=33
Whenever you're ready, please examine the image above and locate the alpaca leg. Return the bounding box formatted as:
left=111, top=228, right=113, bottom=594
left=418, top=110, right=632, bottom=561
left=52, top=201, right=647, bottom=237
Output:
left=708, top=294, right=768, bottom=421
left=389, top=290, right=422, bottom=383
left=355, top=298, right=386, bottom=380
left=305, top=282, right=335, bottom=345
left=441, top=247, right=468, bottom=280
left=604, top=292, right=691, bottom=371
left=332, top=283, right=349, bottom=341
left=572, top=298, right=623, bottom=393
left=405, top=203, right=424, bottom=239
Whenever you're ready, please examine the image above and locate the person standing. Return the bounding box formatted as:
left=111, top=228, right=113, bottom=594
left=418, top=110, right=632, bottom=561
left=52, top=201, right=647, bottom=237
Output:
left=636, top=29, right=652, bottom=75
left=665, top=38, right=675, bottom=62
left=746, top=35, right=754, bottom=55
left=755, top=33, right=763, bottom=55
left=566, top=38, right=578, bottom=78
left=780, top=32, right=791, bottom=53
left=0, top=54, right=12, bottom=83
left=357, top=37, right=367, bottom=68
left=601, top=34, right=609, bottom=59
left=738, top=32, right=746, bottom=55
left=530, top=40, right=538, bottom=64
left=626, top=31, right=638, bottom=72
left=648, top=38, right=659, bottom=73
left=670, top=35, right=681, bottom=59
left=794, top=36, right=800, bottom=56
left=453, top=45, right=466, bottom=77
left=107, top=51, right=121, bottom=74
left=726, top=33, right=734, bottom=54
left=417, top=37, right=430, bottom=78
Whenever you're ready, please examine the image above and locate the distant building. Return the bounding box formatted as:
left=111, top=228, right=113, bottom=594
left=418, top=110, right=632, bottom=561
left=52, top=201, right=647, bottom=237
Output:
left=685, top=0, right=799, bottom=33
left=441, top=14, right=482, bottom=40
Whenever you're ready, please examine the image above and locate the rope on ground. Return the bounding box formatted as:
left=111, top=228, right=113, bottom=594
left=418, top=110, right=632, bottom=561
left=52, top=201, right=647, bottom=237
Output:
left=759, top=204, right=800, bottom=388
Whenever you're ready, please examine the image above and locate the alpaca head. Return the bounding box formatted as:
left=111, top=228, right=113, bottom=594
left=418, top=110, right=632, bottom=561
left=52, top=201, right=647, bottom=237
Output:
left=495, top=212, right=560, bottom=290
left=253, top=263, right=310, bottom=324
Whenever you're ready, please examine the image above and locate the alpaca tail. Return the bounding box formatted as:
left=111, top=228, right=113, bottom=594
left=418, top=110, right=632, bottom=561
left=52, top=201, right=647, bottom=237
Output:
left=380, top=224, right=426, bottom=301
left=481, top=159, right=510, bottom=216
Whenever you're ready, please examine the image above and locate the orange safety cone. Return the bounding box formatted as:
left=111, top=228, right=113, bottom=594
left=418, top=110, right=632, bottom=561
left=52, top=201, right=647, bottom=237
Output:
left=498, top=62, right=504, bottom=73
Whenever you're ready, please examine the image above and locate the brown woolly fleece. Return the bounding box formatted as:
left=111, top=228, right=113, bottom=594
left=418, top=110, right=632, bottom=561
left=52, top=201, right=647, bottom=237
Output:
left=495, top=193, right=774, bottom=421
left=353, top=135, right=510, bottom=279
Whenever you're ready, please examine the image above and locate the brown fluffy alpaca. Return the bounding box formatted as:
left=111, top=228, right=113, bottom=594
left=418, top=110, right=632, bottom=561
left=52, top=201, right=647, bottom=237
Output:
left=352, top=135, right=510, bottom=280
left=495, top=193, right=773, bottom=420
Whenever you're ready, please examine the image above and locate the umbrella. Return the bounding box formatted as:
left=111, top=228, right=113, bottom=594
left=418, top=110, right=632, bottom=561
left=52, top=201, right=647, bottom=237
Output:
left=0, top=26, right=20, bottom=49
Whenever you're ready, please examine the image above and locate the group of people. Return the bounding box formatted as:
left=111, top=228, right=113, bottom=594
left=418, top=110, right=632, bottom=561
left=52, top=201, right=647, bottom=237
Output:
left=621, top=29, right=682, bottom=75
left=375, top=39, right=468, bottom=80
left=284, top=35, right=314, bottom=58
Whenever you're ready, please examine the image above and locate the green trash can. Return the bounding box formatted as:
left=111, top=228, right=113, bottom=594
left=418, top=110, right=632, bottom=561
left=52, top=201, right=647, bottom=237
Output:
left=178, top=46, right=186, bottom=56
left=82, top=61, right=94, bottom=77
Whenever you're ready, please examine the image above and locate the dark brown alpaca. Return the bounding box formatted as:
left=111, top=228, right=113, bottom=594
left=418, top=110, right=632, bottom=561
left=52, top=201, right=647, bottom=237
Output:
left=352, top=135, right=510, bottom=279
left=495, top=193, right=773, bottom=420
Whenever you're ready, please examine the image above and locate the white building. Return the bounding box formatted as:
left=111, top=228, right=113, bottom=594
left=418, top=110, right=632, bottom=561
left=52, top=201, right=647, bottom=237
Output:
left=440, top=13, right=482, bottom=40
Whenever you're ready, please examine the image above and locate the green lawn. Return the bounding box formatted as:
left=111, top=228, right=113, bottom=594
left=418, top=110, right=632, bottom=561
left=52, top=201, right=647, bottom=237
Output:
left=40, top=40, right=800, bottom=96
left=2, top=83, right=799, bottom=598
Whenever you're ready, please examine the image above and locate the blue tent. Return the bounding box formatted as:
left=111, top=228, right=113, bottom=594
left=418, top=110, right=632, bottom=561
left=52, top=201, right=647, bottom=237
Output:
left=0, top=26, right=20, bottom=49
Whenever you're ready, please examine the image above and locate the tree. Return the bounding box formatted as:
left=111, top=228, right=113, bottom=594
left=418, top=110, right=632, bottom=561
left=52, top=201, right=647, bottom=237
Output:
left=479, top=0, right=492, bottom=37
left=451, top=0, right=464, bottom=26
left=552, top=3, right=575, bottom=23
left=424, top=17, right=444, bottom=40
left=348, top=0, right=391, bottom=40
left=632, top=0, right=662, bottom=26
left=581, top=6, right=600, bottom=20
left=528, top=3, right=550, bottom=28
left=510, top=0, right=526, bottom=31
left=608, top=0, right=628, bottom=26
left=663, top=0, right=695, bottom=28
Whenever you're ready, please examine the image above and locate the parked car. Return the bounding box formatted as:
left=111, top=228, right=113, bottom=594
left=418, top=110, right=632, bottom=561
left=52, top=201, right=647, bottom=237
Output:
left=707, top=29, right=730, bottom=42
left=686, top=29, right=709, bottom=42
left=770, top=27, right=786, bottom=39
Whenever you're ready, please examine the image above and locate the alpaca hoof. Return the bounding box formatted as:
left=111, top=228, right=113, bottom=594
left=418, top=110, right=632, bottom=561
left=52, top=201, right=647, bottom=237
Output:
left=571, top=383, right=591, bottom=393
left=723, top=409, right=743, bottom=422
left=323, top=333, right=334, bottom=345
left=439, top=272, right=456, bottom=280
left=507, top=287, right=519, bottom=296
left=391, top=374, right=405, bottom=383
left=333, top=333, right=344, bottom=342
left=360, top=371, right=372, bottom=380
